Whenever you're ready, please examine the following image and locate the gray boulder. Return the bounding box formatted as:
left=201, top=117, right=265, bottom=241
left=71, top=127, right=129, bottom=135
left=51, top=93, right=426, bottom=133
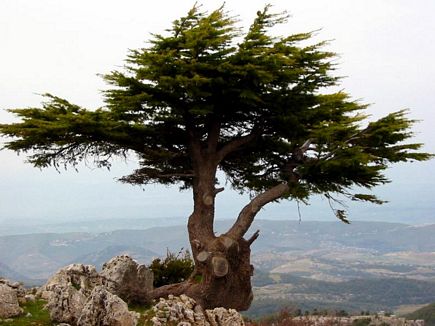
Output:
left=77, top=286, right=139, bottom=326
left=40, top=256, right=153, bottom=325
left=0, top=282, right=23, bottom=318
left=40, top=263, right=102, bottom=324
left=0, top=278, right=26, bottom=305
left=100, top=255, right=153, bottom=304
left=38, top=263, right=103, bottom=300
left=45, top=283, right=87, bottom=325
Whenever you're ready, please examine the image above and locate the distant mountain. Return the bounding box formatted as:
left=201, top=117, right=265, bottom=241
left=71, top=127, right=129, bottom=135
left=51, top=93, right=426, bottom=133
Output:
left=0, top=262, right=30, bottom=283
left=71, top=245, right=159, bottom=269
left=0, top=219, right=434, bottom=313
left=247, top=271, right=435, bottom=317
left=0, top=226, right=190, bottom=281
left=0, top=216, right=186, bottom=236
left=405, top=302, right=435, bottom=326
left=248, top=220, right=435, bottom=253
left=1, top=220, right=435, bottom=282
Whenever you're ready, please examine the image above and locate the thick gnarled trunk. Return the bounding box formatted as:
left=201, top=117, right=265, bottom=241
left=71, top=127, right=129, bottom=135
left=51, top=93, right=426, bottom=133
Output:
left=150, top=181, right=290, bottom=310
left=150, top=235, right=254, bottom=311
left=150, top=131, right=291, bottom=310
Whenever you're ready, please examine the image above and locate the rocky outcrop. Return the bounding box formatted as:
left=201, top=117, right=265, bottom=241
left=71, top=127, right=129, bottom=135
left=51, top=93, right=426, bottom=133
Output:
left=39, top=256, right=153, bottom=325
left=45, top=283, right=87, bottom=325
left=39, top=264, right=102, bottom=324
left=38, top=264, right=102, bottom=300
left=38, top=256, right=243, bottom=326
left=100, top=255, right=153, bottom=304
left=205, top=307, right=246, bottom=326
left=77, top=286, right=139, bottom=326
left=0, top=282, right=23, bottom=318
left=149, top=294, right=245, bottom=326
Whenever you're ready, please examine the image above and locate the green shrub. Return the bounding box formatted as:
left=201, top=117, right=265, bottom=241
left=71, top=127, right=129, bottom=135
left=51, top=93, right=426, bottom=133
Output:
left=148, top=249, right=195, bottom=288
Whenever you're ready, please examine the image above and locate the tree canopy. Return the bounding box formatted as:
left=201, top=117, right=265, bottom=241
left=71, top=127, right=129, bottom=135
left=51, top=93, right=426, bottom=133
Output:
left=1, top=5, right=430, bottom=221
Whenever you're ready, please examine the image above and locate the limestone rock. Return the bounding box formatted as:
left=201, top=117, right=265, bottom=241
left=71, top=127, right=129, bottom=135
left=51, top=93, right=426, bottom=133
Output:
left=0, top=283, right=23, bottom=318
left=0, top=278, right=26, bottom=304
left=38, top=263, right=103, bottom=300
left=77, top=286, right=138, bottom=326
left=100, top=255, right=153, bottom=304
left=205, top=307, right=245, bottom=326
left=39, top=256, right=155, bottom=325
left=24, top=294, right=36, bottom=302
left=149, top=295, right=244, bottom=326
left=45, top=284, right=87, bottom=325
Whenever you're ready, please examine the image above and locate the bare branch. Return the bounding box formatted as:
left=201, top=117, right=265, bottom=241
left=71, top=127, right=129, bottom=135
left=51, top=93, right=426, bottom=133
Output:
left=214, top=187, right=225, bottom=195
left=300, top=139, right=312, bottom=152
left=225, top=182, right=289, bottom=240
left=247, top=229, right=260, bottom=245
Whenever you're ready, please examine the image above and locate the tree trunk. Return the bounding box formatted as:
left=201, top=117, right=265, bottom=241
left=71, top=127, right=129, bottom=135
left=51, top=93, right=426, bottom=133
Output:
left=150, top=165, right=254, bottom=310
left=149, top=136, right=290, bottom=310
left=150, top=182, right=290, bottom=310
left=150, top=234, right=254, bottom=311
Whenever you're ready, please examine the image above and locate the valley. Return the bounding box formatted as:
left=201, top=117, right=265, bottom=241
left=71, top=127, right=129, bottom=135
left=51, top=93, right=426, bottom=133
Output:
left=0, top=219, right=434, bottom=316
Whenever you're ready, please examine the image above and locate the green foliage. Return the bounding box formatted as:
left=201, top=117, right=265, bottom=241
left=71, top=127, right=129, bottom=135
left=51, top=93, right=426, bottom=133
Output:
left=148, top=249, right=195, bottom=287
left=0, top=4, right=432, bottom=217
left=128, top=304, right=155, bottom=326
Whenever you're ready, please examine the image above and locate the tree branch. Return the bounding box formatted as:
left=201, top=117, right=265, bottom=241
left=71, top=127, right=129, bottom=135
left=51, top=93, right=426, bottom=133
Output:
left=247, top=229, right=260, bottom=245
left=225, top=182, right=290, bottom=240
left=216, top=129, right=261, bottom=162
left=214, top=187, right=225, bottom=195
left=206, top=118, right=221, bottom=154
left=156, top=173, right=195, bottom=178
left=184, top=112, right=203, bottom=167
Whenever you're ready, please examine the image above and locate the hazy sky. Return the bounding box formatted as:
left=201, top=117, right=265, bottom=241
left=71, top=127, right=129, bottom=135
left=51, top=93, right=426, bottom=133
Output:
left=1, top=0, right=434, bottom=225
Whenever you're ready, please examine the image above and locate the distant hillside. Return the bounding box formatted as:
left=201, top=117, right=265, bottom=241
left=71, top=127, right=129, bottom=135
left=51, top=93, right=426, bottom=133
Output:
left=0, top=216, right=186, bottom=236
left=72, top=245, right=158, bottom=269
left=249, top=220, right=435, bottom=253
left=0, top=219, right=434, bottom=315
left=0, top=262, right=30, bottom=283
left=405, top=302, right=435, bottom=326
left=1, top=220, right=434, bottom=282
left=248, top=271, right=435, bottom=317
left=0, top=228, right=184, bottom=280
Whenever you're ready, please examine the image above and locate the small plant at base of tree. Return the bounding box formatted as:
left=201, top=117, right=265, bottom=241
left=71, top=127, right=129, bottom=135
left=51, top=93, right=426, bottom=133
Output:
left=148, top=249, right=195, bottom=288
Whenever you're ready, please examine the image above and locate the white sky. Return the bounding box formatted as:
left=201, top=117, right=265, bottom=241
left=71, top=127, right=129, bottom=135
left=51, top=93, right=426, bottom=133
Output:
left=0, top=0, right=434, bottom=225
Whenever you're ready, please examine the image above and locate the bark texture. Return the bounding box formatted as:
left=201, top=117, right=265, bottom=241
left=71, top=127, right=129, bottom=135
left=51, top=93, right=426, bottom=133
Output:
left=150, top=236, right=254, bottom=311
left=149, top=126, right=290, bottom=310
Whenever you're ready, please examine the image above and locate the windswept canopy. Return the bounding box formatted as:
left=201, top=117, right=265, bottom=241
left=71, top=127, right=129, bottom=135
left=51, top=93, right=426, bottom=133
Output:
left=1, top=5, right=431, bottom=219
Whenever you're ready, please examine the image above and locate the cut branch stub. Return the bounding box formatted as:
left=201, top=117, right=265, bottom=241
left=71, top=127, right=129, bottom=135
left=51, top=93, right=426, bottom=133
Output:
left=220, top=236, right=239, bottom=252
left=192, top=239, right=202, bottom=250
left=214, top=187, right=225, bottom=195
left=211, top=256, right=229, bottom=277
left=202, top=193, right=214, bottom=206
left=197, top=251, right=210, bottom=263
left=247, top=230, right=260, bottom=246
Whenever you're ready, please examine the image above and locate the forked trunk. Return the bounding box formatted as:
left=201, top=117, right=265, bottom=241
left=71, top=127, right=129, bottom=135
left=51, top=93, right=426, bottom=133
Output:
left=149, top=182, right=289, bottom=310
